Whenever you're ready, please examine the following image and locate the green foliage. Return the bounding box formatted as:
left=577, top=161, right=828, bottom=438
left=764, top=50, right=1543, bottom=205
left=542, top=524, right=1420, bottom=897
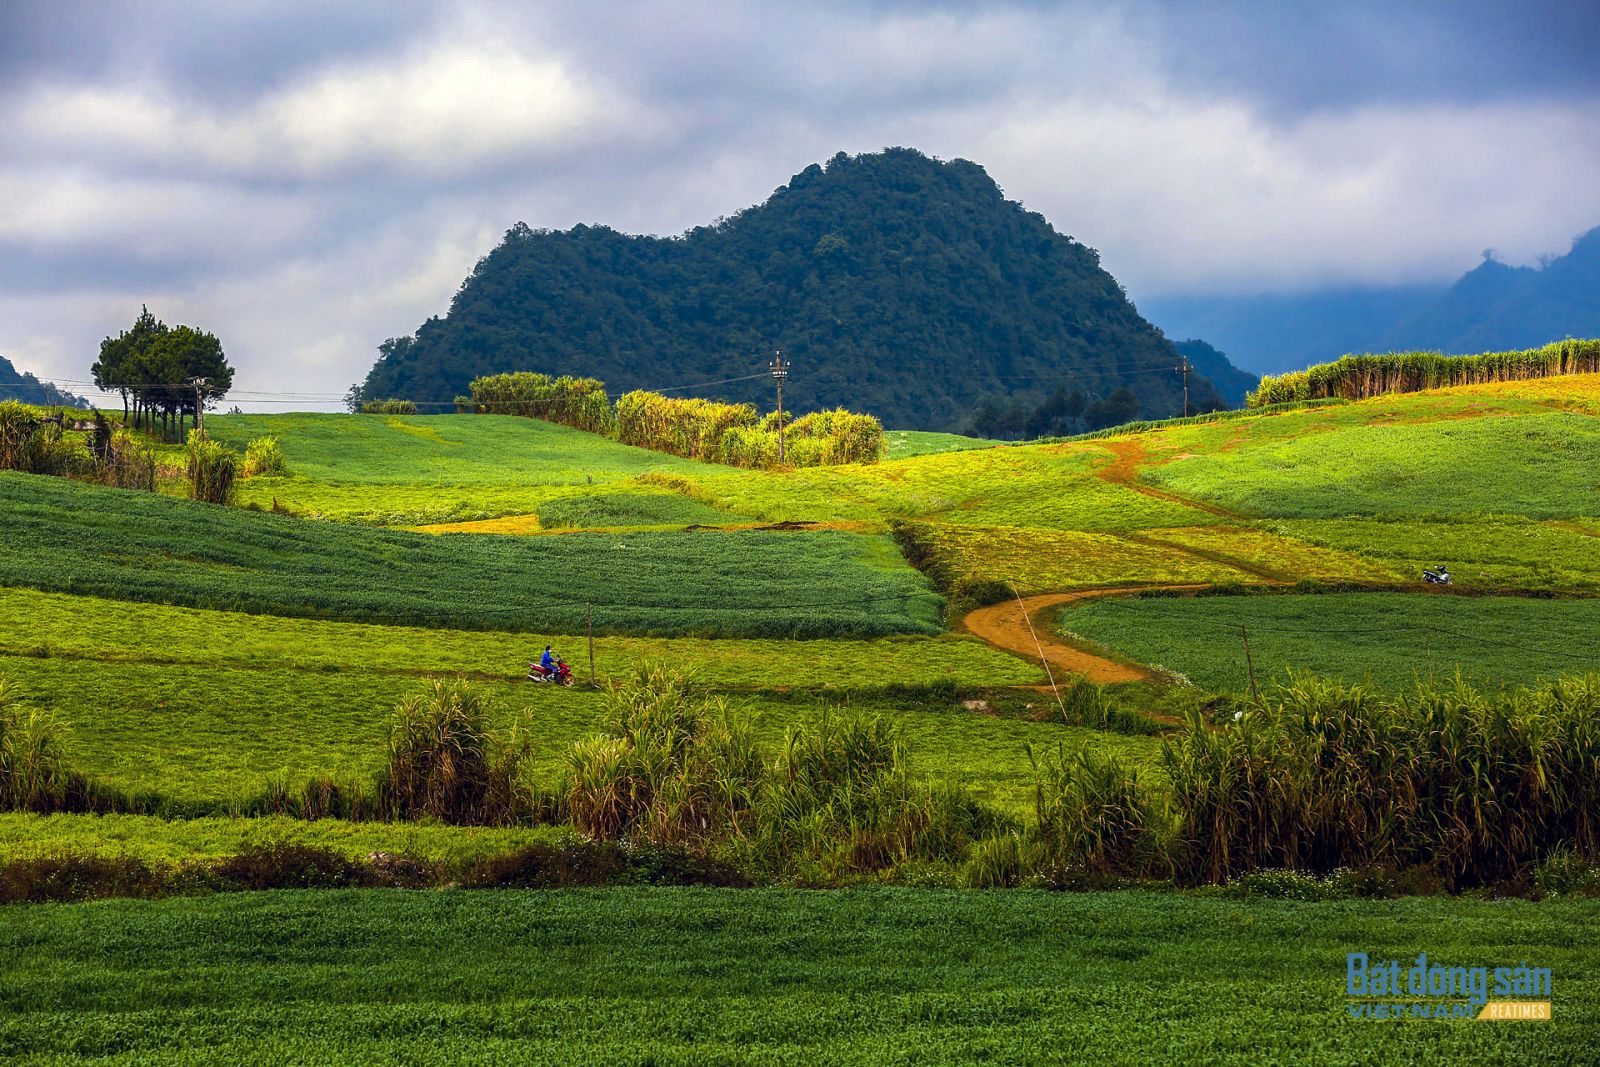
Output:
left=1061, top=591, right=1600, bottom=692
left=467, top=372, right=614, bottom=433
left=0, top=473, right=942, bottom=637
left=1163, top=673, right=1600, bottom=887
left=184, top=430, right=237, bottom=505
left=355, top=148, right=1227, bottom=431
left=359, top=398, right=418, bottom=414
left=1249, top=338, right=1600, bottom=406
left=92, top=307, right=233, bottom=437
left=239, top=435, right=285, bottom=478
left=0, top=400, right=83, bottom=475
left=882, top=430, right=1002, bottom=458
left=1029, top=744, right=1164, bottom=876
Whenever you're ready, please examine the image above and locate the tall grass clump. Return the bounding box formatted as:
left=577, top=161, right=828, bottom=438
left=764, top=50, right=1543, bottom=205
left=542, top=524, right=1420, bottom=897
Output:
left=376, top=678, right=538, bottom=825
left=1162, top=672, right=1600, bottom=887
left=240, top=435, right=286, bottom=478
left=564, top=664, right=764, bottom=845
left=467, top=372, right=614, bottom=433
left=756, top=711, right=989, bottom=877
left=1248, top=338, right=1600, bottom=406
left=185, top=430, right=238, bottom=505
left=0, top=400, right=82, bottom=476
left=0, top=677, right=78, bottom=813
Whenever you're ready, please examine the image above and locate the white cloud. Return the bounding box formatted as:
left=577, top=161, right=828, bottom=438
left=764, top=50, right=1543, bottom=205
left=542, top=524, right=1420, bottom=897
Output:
left=9, top=39, right=660, bottom=182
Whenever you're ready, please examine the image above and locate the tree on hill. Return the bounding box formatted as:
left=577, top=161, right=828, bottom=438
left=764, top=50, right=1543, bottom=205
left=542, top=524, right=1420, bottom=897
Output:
left=93, top=308, right=233, bottom=438
left=353, top=148, right=1246, bottom=431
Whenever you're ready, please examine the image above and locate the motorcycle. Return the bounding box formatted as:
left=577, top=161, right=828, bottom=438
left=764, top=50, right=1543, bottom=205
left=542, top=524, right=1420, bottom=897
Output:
left=1421, top=566, right=1452, bottom=586
left=527, top=658, right=574, bottom=685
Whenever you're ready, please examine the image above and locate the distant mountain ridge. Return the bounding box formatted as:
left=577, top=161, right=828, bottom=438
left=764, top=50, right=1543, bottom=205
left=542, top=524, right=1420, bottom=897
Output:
left=1142, top=227, right=1600, bottom=375
left=357, top=148, right=1249, bottom=431
left=0, top=355, right=86, bottom=407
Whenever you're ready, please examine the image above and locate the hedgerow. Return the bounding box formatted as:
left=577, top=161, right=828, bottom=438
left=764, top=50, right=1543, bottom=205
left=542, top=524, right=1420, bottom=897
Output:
left=1248, top=338, right=1600, bottom=406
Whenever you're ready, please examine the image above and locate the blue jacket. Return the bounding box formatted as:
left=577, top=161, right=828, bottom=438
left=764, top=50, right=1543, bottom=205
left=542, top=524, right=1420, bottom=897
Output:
left=541, top=650, right=555, bottom=670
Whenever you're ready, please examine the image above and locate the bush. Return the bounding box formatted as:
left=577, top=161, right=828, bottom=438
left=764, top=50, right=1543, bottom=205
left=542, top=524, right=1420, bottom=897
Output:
left=185, top=430, right=238, bottom=505
left=360, top=399, right=419, bottom=415
left=0, top=400, right=81, bottom=475
left=104, top=428, right=158, bottom=490
left=240, top=435, right=286, bottom=477
left=467, top=372, right=613, bottom=433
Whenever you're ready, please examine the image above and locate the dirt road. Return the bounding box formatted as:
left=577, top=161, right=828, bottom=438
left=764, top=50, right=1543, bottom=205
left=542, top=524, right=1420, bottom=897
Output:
left=961, top=586, right=1214, bottom=685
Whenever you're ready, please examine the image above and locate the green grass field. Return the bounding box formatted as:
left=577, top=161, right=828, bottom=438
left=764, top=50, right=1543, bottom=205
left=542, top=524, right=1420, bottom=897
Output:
left=208, top=412, right=725, bottom=524
left=1, top=888, right=1592, bottom=1064
left=1143, top=410, right=1600, bottom=521
left=883, top=429, right=1004, bottom=458
left=1059, top=591, right=1600, bottom=691
left=0, top=473, right=940, bottom=637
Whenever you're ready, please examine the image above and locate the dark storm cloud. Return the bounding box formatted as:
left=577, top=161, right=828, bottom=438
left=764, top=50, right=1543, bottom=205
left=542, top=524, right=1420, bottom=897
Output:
left=1, top=0, right=1597, bottom=404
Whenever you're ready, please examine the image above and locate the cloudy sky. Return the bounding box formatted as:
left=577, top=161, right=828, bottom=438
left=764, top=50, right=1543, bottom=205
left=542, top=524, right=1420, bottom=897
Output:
left=4, top=0, right=1598, bottom=405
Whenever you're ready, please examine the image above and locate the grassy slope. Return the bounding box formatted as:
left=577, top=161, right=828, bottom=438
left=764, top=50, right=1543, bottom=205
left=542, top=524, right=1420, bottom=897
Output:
left=883, top=429, right=1004, bottom=458
left=209, top=412, right=728, bottom=524
left=2, top=889, right=1592, bottom=1064
left=1061, top=592, right=1600, bottom=691
left=0, top=473, right=940, bottom=638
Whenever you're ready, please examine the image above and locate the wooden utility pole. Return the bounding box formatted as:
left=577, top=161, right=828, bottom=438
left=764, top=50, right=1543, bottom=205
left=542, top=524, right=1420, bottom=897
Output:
left=1175, top=356, right=1192, bottom=418
left=769, top=351, right=789, bottom=465
left=587, top=601, right=596, bottom=687
left=1241, top=624, right=1262, bottom=708
left=187, top=377, right=211, bottom=437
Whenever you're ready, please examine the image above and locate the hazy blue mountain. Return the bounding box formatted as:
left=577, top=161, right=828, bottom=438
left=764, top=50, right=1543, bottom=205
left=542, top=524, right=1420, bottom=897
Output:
left=358, top=148, right=1251, bottom=430
left=1140, top=227, right=1600, bottom=376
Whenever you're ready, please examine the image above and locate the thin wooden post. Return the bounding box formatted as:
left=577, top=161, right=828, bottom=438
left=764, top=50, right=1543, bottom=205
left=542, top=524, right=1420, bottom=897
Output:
left=587, top=602, right=596, bottom=687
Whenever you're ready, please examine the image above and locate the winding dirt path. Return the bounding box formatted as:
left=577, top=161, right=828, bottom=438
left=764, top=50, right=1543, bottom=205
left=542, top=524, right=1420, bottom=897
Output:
left=1095, top=439, right=1243, bottom=519
left=962, top=586, right=1214, bottom=685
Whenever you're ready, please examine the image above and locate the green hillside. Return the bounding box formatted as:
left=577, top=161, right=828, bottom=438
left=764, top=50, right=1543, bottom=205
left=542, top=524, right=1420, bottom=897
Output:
left=0, top=473, right=940, bottom=638
left=355, top=148, right=1243, bottom=431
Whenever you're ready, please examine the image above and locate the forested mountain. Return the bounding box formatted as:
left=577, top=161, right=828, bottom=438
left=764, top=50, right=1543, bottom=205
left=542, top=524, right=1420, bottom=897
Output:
left=357, top=148, right=1242, bottom=430
left=0, top=355, right=85, bottom=407
left=1142, top=227, right=1600, bottom=375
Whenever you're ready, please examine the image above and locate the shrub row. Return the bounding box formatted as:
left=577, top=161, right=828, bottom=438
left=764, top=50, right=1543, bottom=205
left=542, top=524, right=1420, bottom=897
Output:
left=464, top=372, right=614, bottom=433
left=0, top=839, right=750, bottom=904
left=1247, top=339, right=1600, bottom=406
left=359, top=398, right=418, bottom=415
left=462, top=372, right=885, bottom=467
left=11, top=669, right=1595, bottom=893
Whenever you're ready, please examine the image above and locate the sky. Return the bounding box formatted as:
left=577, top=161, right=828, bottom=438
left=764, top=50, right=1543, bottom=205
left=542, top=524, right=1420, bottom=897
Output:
left=3, top=0, right=1598, bottom=406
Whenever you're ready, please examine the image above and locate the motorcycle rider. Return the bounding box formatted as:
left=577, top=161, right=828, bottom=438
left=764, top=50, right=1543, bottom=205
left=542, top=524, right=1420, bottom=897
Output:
left=540, top=646, right=557, bottom=675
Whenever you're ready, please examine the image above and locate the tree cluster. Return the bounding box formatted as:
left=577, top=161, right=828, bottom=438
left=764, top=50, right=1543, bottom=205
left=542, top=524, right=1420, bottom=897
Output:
left=353, top=148, right=1241, bottom=432
left=966, top=385, right=1146, bottom=440
left=92, top=308, right=233, bottom=439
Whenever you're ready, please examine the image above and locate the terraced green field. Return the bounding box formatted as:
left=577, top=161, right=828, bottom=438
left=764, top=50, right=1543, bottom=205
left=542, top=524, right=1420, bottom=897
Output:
left=1060, top=591, right=1600, bottom=691
left=0, top=473, right=940, bottom=637
left=2, top=889, right=1592, bottom=1064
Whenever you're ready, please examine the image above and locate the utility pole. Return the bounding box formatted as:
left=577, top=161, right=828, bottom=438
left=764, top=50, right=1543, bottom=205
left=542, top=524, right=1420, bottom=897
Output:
left=1175, top=356, right=1192, bottom=418
left=1241, top=625, right=1262, bottom=709
left=187, top=377, right=211, bottom=438
left=769, top=350, right=789, bottom=465
left=586, top=601, right=596, bottom=688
